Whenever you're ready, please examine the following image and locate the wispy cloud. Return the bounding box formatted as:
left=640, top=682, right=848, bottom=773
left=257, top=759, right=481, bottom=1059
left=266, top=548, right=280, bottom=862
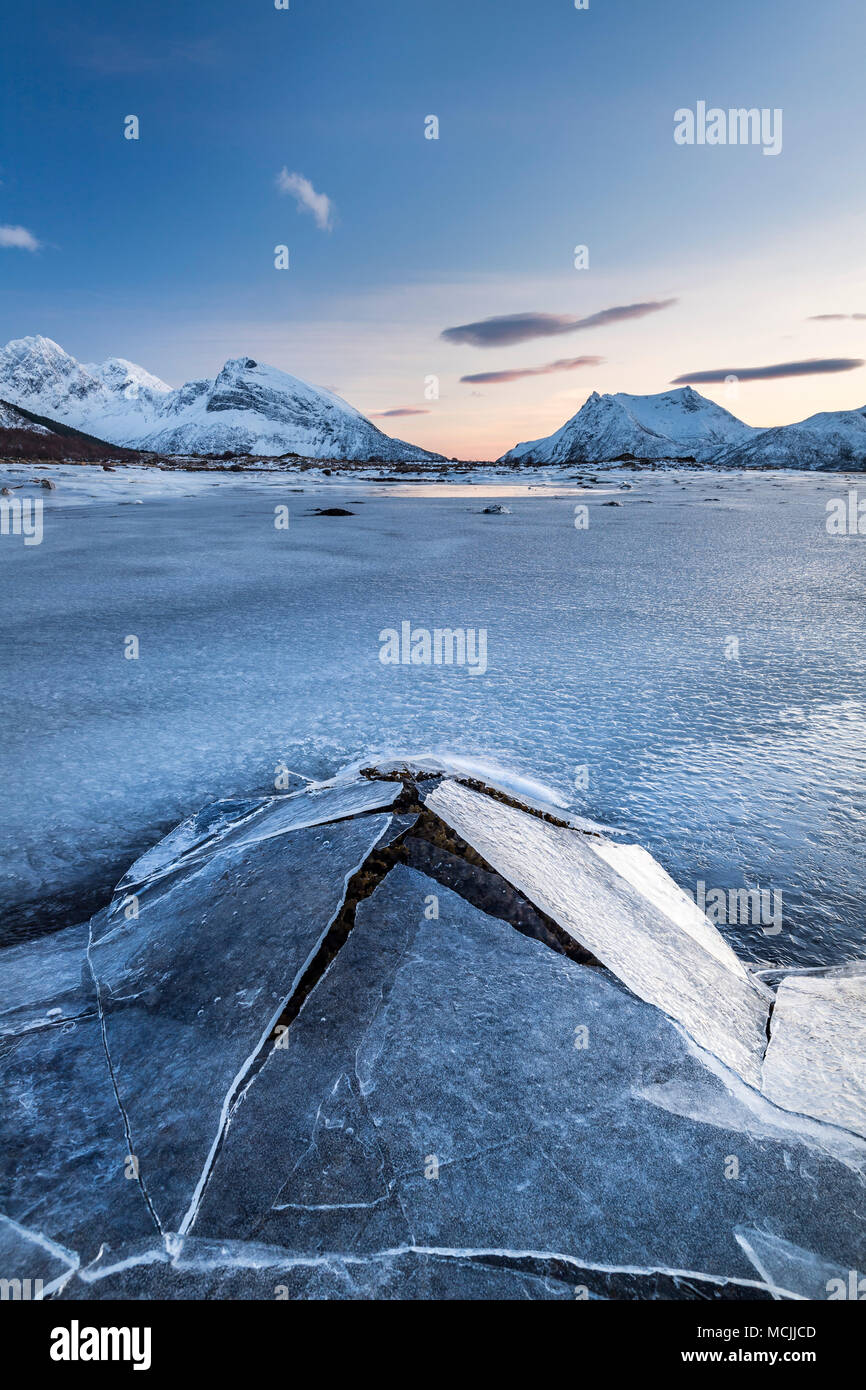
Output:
left=276, top=169, right=334, bottom=232
left=807, top=313, right=866, bottom=321
left=672, top=358, right=864, bottom=384
left=441, top=299, right=677, bottom=348
left=370, top=407, right=431, bottom=417
left=461, top=355, right=604, bottom=385
left=77, top=35, right=220, bottom=74
left=0, top=225, right=41, bottom=251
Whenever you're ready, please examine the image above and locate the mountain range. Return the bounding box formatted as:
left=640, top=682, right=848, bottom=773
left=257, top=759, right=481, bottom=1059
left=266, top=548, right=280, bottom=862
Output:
left=1, top=336, right=864, bottom=470
left=0, top=336, right=443, bottom=463
left=499, top=386, right=866, bottom=470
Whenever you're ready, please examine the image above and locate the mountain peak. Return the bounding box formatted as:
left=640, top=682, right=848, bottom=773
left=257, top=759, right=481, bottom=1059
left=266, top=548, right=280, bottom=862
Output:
left=0, top=335, right=443, bottom=463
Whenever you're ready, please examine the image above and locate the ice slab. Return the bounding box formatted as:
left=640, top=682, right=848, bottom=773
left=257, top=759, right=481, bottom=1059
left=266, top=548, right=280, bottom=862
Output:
left=116, top=778, right=400, bottom=893
left=193, top=867, right=864, bottom=1286
left=322, top=752, right=619, bottom=835
left=735, top=1228, right=854, bottom=1302
left=0, top=922, right=93, bottom=1037
left=58, top=1236, right=576, bottom=1301
left=89, top=811, right=395, bottom=1233
left=762, top=968, right=866, bottom=1138
left=0, top=1212, right=79, bottom=1297
left=425, top=780, right=769, bottom=1087
left=588, top=841, right=754, bottom=981
left=0, top=1018, right=156, bottom=1262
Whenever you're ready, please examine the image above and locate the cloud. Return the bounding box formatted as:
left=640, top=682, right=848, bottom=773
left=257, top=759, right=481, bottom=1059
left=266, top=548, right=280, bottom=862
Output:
left=460, top=355, right=604, bottom=385
left=0, top=225, right=41, bottom=252
left=807, top=313, right=866, bottom=321
left=276, top=169, right=333, bottom=231
left=77, top=35, right=220, bottom=74
left=370, top=407, right=431, bottom=417
left=672, top=358, right=865, bottom=384
left=441, top=299, right=677, bottom=348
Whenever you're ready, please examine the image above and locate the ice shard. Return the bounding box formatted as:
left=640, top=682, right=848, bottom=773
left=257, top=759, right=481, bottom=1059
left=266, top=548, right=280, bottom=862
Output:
left=762, top=967, right=866, bottom=1138
left=425, top=780, right=769, bottom=1086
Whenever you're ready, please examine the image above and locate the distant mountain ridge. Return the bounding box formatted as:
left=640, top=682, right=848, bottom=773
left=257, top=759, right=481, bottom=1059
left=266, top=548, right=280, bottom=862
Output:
left=0, top=337, right=443, bottom=463
left=499, top=386, right=866, bottom=470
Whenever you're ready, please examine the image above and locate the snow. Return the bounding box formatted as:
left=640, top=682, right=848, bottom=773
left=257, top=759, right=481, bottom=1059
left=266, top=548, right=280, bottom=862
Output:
left=0, top=400, right=52, bottom=433
left=0, top=337, right=442, bottom=462
left=499, top=383, right=866, bottom=470
left=717, top=406, right=866, bottom=470
left=762, top=967, right=866, bottom=1137
left=500, top=386, right=757, bottom=465
left=424, top=779, right=770, bottom=1086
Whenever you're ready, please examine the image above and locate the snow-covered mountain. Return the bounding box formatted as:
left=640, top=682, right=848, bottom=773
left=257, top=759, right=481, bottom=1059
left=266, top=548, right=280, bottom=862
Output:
left=499, top=387, right=757, bottom=465
left=714, top=406, right=866, bottom=471
left=0, top=400, right=52, bottom=434
left=0, top=337, right=442, bottom=462
left=500, top=385, right=866, bottom=470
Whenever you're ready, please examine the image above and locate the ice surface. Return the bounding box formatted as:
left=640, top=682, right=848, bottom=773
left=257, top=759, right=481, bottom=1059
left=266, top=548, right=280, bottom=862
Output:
left=0, top=1017, right=157, bottom=1261
left=734, top=1228, right=853, bottom=1302
left=0, top=1212, right=79, bottom=1296
left=324, top=752, right=619, bottom=833
left=425, top=780, right=769, bottom=1086
left=762, top=968, right=866, bottom=1138
left=0, top=922, right=93, bottom=1036
left=58, top=1236, right=577, bottom=1301
left=115, top=778, right=398, bottom=893
left=2, top=470, right=863, bottom=967
left=588, top=841, right=754, bottom=981
left=88, top=810, right=395, bottom=1233
left=192, top=866, right=864, bottom=1287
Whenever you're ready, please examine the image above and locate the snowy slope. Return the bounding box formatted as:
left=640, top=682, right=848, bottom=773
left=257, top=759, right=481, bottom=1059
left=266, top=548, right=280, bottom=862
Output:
left=715, top=406, right=866, bottom=471
left=0, top=337, right=442, bottom=462
left=0, top=400, right=52, bottom=434
left=499, top=387, right=757, bottom=465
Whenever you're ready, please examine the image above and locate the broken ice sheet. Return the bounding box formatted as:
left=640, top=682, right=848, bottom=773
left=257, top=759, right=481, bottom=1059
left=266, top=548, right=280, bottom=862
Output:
left=115, top=778, right=400, bottom=894
left=194, top=867, right=865, bottom=1284
left=58, top=1236, right=576, bottom=1301
left=735, top=1228, right=854, bottom=1301
left=0, top=921, right=93, bottom=1037
left=88, top=808, right=395, bottom=1234
left=0, top=1212, right=79, bottom=1296
left=762, top=967, right=866, bottom=1138
left=323, top=751, right=619, bottom=833
left=0, top=1018, right=156, bottom=1262
left=425, top=780, right=769, bottom=1087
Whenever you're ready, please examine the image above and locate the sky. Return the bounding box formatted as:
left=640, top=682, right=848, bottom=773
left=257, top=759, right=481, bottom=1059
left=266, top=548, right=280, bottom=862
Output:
left=2, top=0, right=865, bottom=459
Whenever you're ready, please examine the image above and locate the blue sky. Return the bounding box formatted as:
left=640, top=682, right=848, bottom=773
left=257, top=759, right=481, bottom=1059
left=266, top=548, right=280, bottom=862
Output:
left=2, top=0, right=865, bottom=457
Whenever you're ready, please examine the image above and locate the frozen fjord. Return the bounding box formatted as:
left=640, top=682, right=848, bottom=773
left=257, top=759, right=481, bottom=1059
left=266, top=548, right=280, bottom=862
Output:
left=1, top=466, right=864, bottom=971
